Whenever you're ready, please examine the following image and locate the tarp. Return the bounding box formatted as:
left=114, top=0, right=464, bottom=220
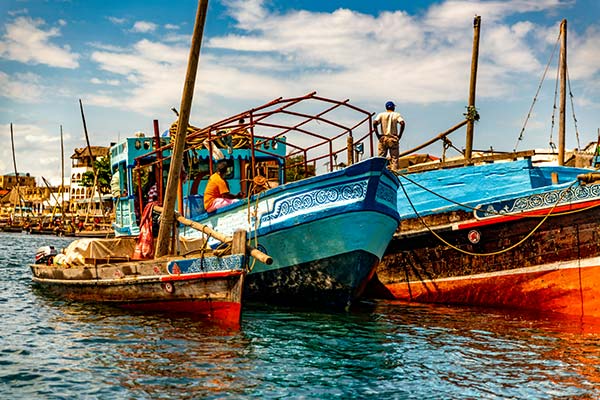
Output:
left=54, top=237, right=138, bottom=266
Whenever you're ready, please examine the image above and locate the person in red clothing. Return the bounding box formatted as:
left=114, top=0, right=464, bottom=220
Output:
left=203, top=160, right=240, bottom=212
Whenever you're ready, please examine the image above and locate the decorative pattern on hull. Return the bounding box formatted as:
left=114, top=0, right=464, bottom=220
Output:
left=476, top=183, right=600, bottom=219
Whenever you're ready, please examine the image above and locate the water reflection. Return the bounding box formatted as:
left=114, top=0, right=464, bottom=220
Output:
left=369, top=300, right=600, bottom=398
left=3, top=232, right=600, bottom=399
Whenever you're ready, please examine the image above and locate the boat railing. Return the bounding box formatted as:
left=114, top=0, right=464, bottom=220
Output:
left=133, top=92, right=378, bottom=180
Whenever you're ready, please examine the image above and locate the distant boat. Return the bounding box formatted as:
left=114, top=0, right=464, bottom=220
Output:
left=111, top=93, right=401, bottom=310
left=368, top=18, right=600, bottom=320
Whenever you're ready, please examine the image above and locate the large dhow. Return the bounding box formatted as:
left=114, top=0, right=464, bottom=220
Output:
left=30, top=0, right=257, bottom=327
left=111, top=93, right=400, bottom=310
left=369, top=17, right=600, bottom=320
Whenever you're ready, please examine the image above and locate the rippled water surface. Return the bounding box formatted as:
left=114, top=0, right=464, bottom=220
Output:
left=1, top=232, right=599, bottom=399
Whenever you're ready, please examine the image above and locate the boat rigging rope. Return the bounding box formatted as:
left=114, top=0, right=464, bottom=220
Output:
left=396, top=172, right=579, bottom=257
left=241, top=176, right=271, bottom=272
left=514, top=30, right=561, bottom=152
left=567, top=68, right=582, bottom=150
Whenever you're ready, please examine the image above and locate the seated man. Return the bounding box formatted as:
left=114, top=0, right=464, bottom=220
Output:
left=203, top=160, right=240, bottom=212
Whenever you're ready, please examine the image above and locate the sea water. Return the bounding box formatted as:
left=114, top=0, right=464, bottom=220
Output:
left=1, top=232, right=599, bottom=399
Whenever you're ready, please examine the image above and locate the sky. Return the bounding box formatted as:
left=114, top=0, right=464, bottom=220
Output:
left=1, top=0, right=599, bottom=185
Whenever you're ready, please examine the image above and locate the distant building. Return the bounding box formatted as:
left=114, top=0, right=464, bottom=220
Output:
left=69, top=146, right=111, bottom=216
left=0, top=172, right=36, bottom=190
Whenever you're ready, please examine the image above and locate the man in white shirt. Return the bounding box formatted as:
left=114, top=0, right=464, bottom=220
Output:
left=373, top=101, right=405, bottom=170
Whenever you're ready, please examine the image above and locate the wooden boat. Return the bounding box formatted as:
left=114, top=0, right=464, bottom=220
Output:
left=30, top=233, right=247, bottom=326
left=367, top=18, right=600, bottom=320
left=1, top=224, right=23, bottom=233
left=29, top=1, right=260, bottom=327
left=111, top=93, right=401, bottom=310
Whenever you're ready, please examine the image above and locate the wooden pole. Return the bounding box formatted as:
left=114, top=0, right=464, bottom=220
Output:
left=558, top=19, right=567, bottom=166
left=465, top=15, right=481, bottom=162
left=347, top=135, right=354, bottom=165
left=153, top=205, right=273, bottom=265
left=155, top=0, right=209, bottom=257
left=79, top=99, right=104, bottom=222
left=152, top=119, right=163, bottom=204
left=398, top=119, right=468, bottom=158
left=60, top=125, right=65, bottom=216
left=10, top=123, right=24, bottom=217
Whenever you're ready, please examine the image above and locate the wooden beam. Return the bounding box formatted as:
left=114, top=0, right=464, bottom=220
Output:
left=156, top=0, right=209, bottom=257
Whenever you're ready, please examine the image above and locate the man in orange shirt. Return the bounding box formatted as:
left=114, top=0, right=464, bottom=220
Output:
left=204, top=160, right=240, bottom=212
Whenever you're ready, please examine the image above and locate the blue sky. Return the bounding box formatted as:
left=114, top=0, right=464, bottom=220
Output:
left=1, top=0, right=599, bottom=184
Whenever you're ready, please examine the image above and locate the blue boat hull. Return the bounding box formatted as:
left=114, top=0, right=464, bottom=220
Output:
left=181, top=157, right=400, bottom=309
left=245, top=250, right=378, bottom=310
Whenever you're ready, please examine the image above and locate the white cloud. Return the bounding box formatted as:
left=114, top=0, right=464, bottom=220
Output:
left=108, top=16, right=127, bottom=25
left=165, top=24, right=179, bottom=30
left=0, top=123, right=66, bottom=179
left=90, top=77, right=120, bottom=86
left=0, top=16, right=79, bottom=68
left=83, top=0, right=597, bottom=147
left=131, top=21, right=158, bottom=33
left=0, top=71, right=45, bottom=103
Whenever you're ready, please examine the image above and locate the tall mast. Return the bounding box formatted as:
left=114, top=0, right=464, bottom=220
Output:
left=60, top=125, right=65, bottom=215
left=155, top=0, right=209, bottom=257
left=10, top=123, right=23, bottom=216
left=465, top=15, right=481, bottom=162
left=558, top=19, right=567, bottom=166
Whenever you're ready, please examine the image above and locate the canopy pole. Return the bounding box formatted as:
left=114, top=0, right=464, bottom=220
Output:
left=155, top=0, right=209, bottom=257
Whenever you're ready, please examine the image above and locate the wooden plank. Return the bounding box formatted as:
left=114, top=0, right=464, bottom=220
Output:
left=404, top=150, right=536, bottom=173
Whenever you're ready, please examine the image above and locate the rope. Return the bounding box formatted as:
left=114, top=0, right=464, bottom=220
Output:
left=549, top=52, right=561, bottom=151
left=396, top=173, right=579, bottom=257
left=514, top=31, right=561, bottom=152
left=238, top=175, right=271, bottom=271
left=567, top=67, right=581, bottom=150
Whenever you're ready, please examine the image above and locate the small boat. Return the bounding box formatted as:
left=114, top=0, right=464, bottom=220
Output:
left=368, top=18, right=600, bottom=320
left=30, top=233, right=248, bottom=326
left=29, top=0, right=256, bottom=327
left=111, top=93, right=401, bottom=310
left=1, top=224, right=23, bottom=233
left=73, top=229, right=115, bottom=238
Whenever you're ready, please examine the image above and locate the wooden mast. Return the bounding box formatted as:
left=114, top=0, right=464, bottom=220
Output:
left=558, top=19, right=567, bottom=166
left=464, top=15, right=481, bottom=162
left=155, top=0, right=209, bottom=257
left=10, top=123, right=24, bottom=217
left=79, top=99, right=104, bottom=223
left=60, top=125, right=65, bottom=216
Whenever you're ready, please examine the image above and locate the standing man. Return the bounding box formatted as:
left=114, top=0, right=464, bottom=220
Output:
left=373, top=101, right=405, bottom=170
left=203, top=160, right=240, bottom=212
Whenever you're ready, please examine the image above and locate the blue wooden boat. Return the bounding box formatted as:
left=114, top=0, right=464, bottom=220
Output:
left=109, top=93, right=400, bottom=310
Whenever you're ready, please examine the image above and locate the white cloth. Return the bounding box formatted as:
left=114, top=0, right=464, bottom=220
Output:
left=375, top=111, right=404, bottom=136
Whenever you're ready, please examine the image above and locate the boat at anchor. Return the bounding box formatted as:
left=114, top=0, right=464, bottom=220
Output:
left=368, top=17, right=600, bottom=321
left=29, top=0, right=257, bottom=327
left=111, top=93, right=401, bottom=310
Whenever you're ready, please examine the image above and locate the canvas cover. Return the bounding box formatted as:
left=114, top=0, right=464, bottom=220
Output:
left=53, top=236, right=210, bottom=267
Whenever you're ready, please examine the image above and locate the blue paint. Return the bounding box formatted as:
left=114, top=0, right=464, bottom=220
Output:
left=167, top=254, right=245, bottom=274
left=396, top=159, right=592, bottom=219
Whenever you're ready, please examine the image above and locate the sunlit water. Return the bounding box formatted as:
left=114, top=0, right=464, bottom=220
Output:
left=1, top=232, right=599, bottom=399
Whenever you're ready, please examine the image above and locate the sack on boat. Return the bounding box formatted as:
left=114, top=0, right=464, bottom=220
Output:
left=133, top=202, right=155, bottom=260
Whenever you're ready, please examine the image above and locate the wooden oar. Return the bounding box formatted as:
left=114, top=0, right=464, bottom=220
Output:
left=153, top=205, right=273, bottom=265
